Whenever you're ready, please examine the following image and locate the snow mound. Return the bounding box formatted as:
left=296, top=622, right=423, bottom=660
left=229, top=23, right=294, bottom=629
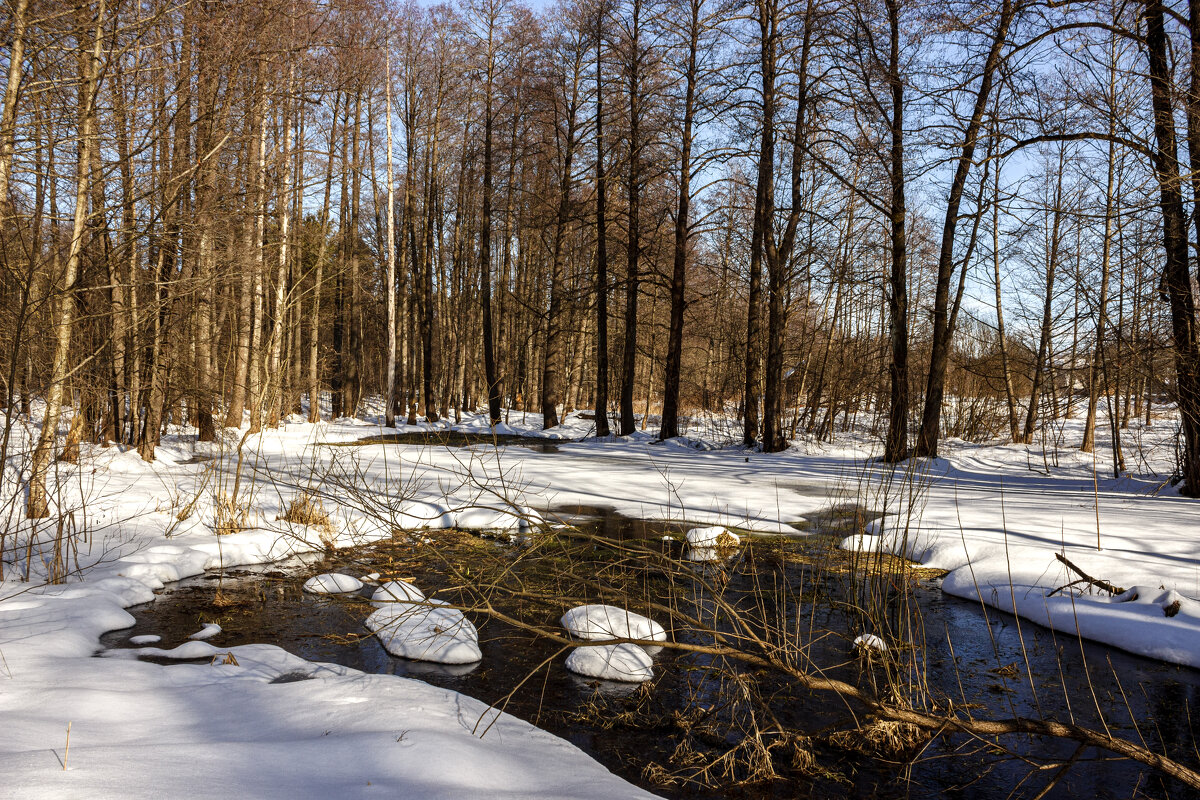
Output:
left=366, top=600, right=482, bottom=664
left=560, top=604, right=666, bottom=642
left=303, top=573, right=363, bottom=594
left=454, top=505, right=543, bottom=532
left=853, top=633, right=888, bottom=653
left=685, top=526, right=739, bottom=549
left=565, top=643, right=653, bottom=682
left=839, top=519, right=933, bottom=562
left=189, top=622, right=222, bottom=641
left=371, top=579, right=425, bottom=607
left=129, top=634, right=161, bottom=645
left=684, top=547, right=722, bottom=562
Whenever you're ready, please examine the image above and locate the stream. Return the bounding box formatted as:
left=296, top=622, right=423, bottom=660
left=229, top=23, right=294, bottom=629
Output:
left=99, top=507, right=1200, bottom=799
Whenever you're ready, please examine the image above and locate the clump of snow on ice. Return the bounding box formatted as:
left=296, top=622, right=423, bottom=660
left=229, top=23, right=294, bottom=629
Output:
left=565, top=643, right=653, bottom=682
left=561, top=604, right=666, bottom=642
left=129, top=634, right=161, bottom=645
left=454, top=505, right=543, bottom=532
left=853, top=633, right=888, bottom=653
left=840, top=533, right=880, bottom=552
left=684, top=547, right=722, bottom=562
left=371, top=579, right=425, bottom=607
left=136, top=640, right=221, bottom=660
left=303, top=573, right=363, bottom=594
left=188, top=622, right=222, bottom=641
left=685, top=526, right=739, bottom=549
left=365, top=600, right=482, bottom=664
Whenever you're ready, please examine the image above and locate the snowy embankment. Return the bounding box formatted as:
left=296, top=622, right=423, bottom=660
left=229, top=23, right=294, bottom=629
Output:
left=839, top=419, right=1200, bottom=670
left=0, top=412, right=682, bottom=800
left=0, top=404, right=1197, bottom=797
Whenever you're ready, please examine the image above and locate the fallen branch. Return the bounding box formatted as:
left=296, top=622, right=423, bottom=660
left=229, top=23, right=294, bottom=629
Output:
left=1049, top=552, right=1126, bottom=597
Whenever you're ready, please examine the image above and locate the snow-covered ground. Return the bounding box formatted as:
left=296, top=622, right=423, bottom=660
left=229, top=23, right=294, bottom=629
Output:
left=0, top=401, right=1196, bottom=797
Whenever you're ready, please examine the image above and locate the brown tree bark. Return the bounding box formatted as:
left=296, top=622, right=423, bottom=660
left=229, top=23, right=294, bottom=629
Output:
left=914, top=0, right=1015, bottom=458
left=29, top=0, right=105, bottom=517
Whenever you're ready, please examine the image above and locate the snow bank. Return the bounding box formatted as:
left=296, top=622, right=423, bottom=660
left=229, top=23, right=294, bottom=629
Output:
left=941, top=572, right=1200, bottom=669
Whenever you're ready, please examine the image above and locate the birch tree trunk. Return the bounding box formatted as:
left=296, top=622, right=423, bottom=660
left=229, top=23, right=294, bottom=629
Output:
left=29, top=0, right=105, bottom=518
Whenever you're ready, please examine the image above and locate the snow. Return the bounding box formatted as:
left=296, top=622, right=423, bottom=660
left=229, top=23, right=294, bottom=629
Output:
left=853, top=633, right=888, bottom=653
left=371, top=579, right=425, bottom=607
left=188, top=622, right=222, bottom=640
left=302, top=572, right=364, bottom=594
left=451, top=504, right=543, bottom=532
left=561, top=605, right=667, bottom=643
left=365, top=600, right=482, bottom=664
left=685, top=525, right=739, bottom=549
left=128, top=634, right=161, bottom=645
left=1, top=403, right=1198, bottom=797
left=683, top=547, right=723, bottom=563
left=565, top=643, right=654, bottom=682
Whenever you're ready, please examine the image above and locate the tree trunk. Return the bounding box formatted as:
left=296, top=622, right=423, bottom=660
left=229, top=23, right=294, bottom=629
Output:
left=29, top=0, right=105, bottom=518
left=1148, top=0, right=1200, bottom=494
left=914, top=0, right=1014, bottom=458
left=660, top=0, right=700, bottom=442
left=882, top=0, right=909, bottom=462
left=593, top=10, right=611, bottom=437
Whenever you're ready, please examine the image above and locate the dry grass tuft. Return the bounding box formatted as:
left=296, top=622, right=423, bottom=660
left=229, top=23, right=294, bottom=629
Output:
left=829, top=718, right=927, bottom=758
left=213, top=491, right=250, bottom=536
left=278, top=492, right=336, bottom=540
left=176, top=494, right=199, bottom=522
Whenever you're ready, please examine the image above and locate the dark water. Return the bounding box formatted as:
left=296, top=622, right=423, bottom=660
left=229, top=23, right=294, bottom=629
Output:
left=330, top=431, right=565, bottom=453
left=100, top=509, right=1200, bottom=800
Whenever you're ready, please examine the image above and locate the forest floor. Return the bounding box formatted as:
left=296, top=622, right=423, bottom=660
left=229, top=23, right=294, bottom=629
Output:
left=0, top=401, right=1196, bottom=798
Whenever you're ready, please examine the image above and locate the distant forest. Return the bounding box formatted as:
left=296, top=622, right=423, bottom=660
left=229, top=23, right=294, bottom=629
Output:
left=3, top=0, right=1200, bottom=516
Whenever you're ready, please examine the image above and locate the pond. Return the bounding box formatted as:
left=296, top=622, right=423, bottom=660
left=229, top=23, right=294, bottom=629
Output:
left=99, top=507, right=1200, bottom=800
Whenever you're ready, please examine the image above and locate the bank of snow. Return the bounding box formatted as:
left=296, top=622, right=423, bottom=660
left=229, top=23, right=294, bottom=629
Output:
left=838, top=430, right=1200, bottom=670
left=0, top=416, right=668, bottom=799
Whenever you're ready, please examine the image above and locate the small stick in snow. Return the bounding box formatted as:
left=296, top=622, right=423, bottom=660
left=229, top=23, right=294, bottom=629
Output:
left=63, top=721, right=71, bottom=770
left=1049, top=552, right=1126, bottom=597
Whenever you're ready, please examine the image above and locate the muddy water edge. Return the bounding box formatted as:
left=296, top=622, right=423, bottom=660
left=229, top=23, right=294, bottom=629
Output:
left=101, top=507, right=1200, bottom=800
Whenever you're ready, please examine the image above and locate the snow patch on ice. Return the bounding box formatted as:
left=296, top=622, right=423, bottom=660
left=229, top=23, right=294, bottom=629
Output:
left=685, top=526, right=739, bottom=549
left=303, top=573, right=363, bottom=594
left=189, top=622, right=222, bottom=641
left=565, top=643, right=653, bottom=682
left=365, top=600, right=482, bottom=664
left=371, top=580, right=425, bottom=607
left=561, top=604, right=666, bottom=643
